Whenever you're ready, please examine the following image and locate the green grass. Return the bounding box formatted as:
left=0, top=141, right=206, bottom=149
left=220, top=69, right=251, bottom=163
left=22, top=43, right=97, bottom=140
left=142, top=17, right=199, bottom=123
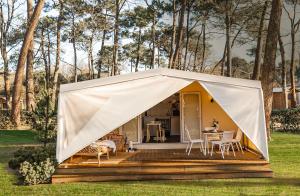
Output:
left=0, top=130, right=300, bottom=195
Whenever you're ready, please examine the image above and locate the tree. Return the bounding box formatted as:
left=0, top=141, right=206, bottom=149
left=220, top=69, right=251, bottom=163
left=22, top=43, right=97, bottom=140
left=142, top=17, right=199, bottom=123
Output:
left=283, top=0, right=300, bottom=108
left=171, top=0, right=186, bottom=69
left=111, top=0, right=126, bottom=76
left=122, top=6, right=152, bottom=71
left=261, top=0, right=282, bottom=140
left=0, top=0, right=22, bottom=110
left=252, top=0, right=268, bottom=80
left=52, top=0, right=64, bottom=105
left=278, top=30, right=288, bottom=109
left=168, top=0, right=177, bottom=68
left=11, top=0, right=45, bottom=126
left=25, top=0, right=36, bottom=112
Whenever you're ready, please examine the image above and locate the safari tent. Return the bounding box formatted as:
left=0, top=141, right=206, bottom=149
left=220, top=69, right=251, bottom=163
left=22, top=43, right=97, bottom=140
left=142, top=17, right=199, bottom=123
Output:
left=53, top=68, right=272, bottom=183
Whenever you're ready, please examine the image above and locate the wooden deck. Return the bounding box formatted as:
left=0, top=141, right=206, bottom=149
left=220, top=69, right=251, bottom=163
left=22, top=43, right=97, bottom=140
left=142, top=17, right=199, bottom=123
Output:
left=52, top=149, right=273, bottom=183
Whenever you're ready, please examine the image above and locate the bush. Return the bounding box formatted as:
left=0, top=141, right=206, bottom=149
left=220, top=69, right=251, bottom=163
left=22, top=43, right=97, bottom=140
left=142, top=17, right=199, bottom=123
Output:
left=19, top=158, right=55, bottom=185
left=0, top=110, right=34, bottom=129
left=0, top=112, right=14, bottom=129
left=8, top=144, right=56, bottom=170
left=271, top=107, right=300, bottom=133
left=8, top=145, right=57, bottom=185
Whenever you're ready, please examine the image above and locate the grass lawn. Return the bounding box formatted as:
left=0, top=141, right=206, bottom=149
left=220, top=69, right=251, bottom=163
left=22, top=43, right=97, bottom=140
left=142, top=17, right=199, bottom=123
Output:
left=0, top=131, right=299, bottom=195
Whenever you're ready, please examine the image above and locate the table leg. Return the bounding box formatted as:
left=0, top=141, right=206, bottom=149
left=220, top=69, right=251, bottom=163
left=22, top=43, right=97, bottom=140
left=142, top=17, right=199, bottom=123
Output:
left=204, top=135, right=208, bottom=156
left=159, top=125, right=162, bottom=142
left=146, top=125, right=150, bottom=142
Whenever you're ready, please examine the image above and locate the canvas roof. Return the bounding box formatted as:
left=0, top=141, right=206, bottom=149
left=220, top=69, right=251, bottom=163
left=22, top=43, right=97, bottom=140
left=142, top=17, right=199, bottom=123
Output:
left=57, top=68, right=268, bottom=163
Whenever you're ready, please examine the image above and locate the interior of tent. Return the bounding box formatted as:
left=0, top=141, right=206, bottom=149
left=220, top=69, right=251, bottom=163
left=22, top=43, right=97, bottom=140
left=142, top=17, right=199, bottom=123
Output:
left=63, top=81, right=263, bottom=165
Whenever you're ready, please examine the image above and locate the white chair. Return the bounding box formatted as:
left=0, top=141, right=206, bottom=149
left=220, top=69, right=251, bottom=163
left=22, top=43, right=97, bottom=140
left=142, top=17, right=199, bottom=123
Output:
left=231, top=129, right=244, bottom=154
left=210, top=131, right=236, bottom=159
left=185, top=126, right=204, bottom=156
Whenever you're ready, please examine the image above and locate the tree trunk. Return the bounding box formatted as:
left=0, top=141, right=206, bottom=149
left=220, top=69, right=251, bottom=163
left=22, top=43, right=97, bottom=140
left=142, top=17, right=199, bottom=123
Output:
left=183, top=1, right=191, bottom=70
left=252, top=0, right=268, bottom=80
left=25, top=0, right=35, bottom=112
left=193, top=31, right=202, bottom=71
left=200, top=19, right=206, bottom=72
left=0, top=9, right=11, bottom=110
left=135, top=28, right=142, bottom=72
left=72, top=14, right=77, bottom=82
left=112, top=0, right=120, bottom=76
left=97, top=29, right=106, bottom=78
left=151, top=10, right=156, bottom=69
left=278, top=31, right=288, bottom=109
left=1, top=45, right=11, bottom=110
left=172, top=0, right=186, bottom=69
left=41, top=27, right=49, bottom=90
left=11, top=0, right=45, bottom=126
left=90, top=37, right=94, bottom=79
left=169, top=0, right=176, bottom=68
left=290, top=30, right=297, bottom=107
left=261, top=0, right=282, bottom=141
left=225, top=0, right=232, bottom=77
left=52, top=0, right=63, bottom=105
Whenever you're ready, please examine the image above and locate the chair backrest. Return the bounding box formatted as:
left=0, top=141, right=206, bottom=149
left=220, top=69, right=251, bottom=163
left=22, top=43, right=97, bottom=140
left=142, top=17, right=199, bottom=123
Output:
left=184, top=126, right=192, bottom=142
left=222, top=131, right=234, bottom=141
left=235, top=129, right=243, bottom=141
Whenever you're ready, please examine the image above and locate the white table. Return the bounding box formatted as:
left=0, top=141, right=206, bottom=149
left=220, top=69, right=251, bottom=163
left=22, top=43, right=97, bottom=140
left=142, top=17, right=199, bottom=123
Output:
left=203, top=132, right=223, bottom=156
left=146, top=121, right=162, bottom=142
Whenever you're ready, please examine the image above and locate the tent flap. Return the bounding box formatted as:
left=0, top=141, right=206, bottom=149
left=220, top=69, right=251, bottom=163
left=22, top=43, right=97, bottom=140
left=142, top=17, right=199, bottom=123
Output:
left=198, top=81, right=268, bottom=160
left=57, top=75, right=192, bottom=163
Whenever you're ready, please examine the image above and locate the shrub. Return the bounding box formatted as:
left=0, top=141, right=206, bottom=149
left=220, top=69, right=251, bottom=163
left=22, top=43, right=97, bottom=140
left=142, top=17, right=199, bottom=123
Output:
left=0, top=110, right=33, bottom=129
left=271, top=107, right=300, bottom=133
left=8, top=145, right=57, bottom=185
left=19, top=158, right=55, bottom=185
left=8, top=144, right=56, bottom=170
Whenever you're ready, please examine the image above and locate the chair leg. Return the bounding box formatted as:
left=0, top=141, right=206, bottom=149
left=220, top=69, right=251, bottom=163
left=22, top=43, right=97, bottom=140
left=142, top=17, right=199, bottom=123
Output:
left=200, top=142, right=204, bottom=153
left=220, top=145, right=225, bottom=159
left=188, top=142, right=193, bottom=155
left=231, top=143, right=236, bottom=157
left=98, top=153, right=101, bottom=166
left=210, top=143, right=214, bottom=156
left=186, top=142, right=190, bottom=153
left=235, top=142, right=240, bottom=151
left=238, top=142, right=244, bottom=154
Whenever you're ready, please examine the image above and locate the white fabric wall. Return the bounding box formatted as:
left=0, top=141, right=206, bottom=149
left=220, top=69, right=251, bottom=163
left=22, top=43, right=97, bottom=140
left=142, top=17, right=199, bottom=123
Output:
left=57, top=76, right=192, bottom=163
left=199, top=81, right=268, bottom=160
left=57, top=71, right=268, bottom=163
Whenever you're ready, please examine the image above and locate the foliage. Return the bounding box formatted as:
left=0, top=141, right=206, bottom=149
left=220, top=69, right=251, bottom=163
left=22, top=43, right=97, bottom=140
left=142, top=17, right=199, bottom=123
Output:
left=0, top=111, right=34, bottom=130
left=271, top=107, right=300, bottom=133
left=0, top=112, right=14, bottom=129
left=29, top=74, right=57, bottom=144
left=8, top=145, right=56, bottom=170
left=19, top=158, right=55, bottom=185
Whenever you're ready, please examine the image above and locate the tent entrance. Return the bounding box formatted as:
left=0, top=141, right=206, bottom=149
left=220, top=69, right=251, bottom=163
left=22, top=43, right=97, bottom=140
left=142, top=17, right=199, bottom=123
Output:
left=141, top=93, right=181, bottom=143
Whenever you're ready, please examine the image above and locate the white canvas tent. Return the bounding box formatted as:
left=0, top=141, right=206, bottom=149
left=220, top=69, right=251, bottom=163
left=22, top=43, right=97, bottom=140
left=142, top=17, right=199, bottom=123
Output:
left=56, top=68, right=268, bottom=163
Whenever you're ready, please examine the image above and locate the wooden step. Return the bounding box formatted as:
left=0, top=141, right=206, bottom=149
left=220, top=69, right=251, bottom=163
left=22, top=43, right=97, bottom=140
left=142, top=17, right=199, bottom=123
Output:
left=52, top=161, right=273, bottom=183
left=55, top=164, right=272, bottom=175
left=58, top=160, right=270, bottom=168
left=52, top=171, right=273, bottom=183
